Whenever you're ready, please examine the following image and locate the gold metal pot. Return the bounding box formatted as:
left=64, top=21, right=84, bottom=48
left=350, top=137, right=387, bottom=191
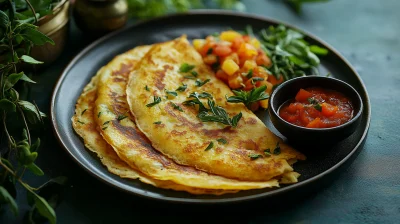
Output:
left=30, top=0, right=70, bottom=67
left=72, top=0, right=128, bottom=38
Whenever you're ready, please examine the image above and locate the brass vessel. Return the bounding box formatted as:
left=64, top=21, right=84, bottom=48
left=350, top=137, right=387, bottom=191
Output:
left=73, top=0, right=128, bottom=38
left=30, top=0, right=71, bottom=66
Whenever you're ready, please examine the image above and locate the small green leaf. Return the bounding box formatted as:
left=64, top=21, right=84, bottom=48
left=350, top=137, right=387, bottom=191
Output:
left=264, top=148, right=271, bottom=156
left=176, top=83, right=187, bottom=92
left=273, top=142, right=281, bottom=155
left=195, top=79, right=210, bottom=87
left=0, top=99, right=16, bottom=112
left=248, top=154, right=262, bottom=160
left=153, top=121, right=162, bottom=124
left=5, top=72, right=24, bottom=90
left=32, top=192, right=57, bottom=224
left=21, top=55, right=43, bottom=64
left=21, top=27, right=55, bottom=46
left=30, top=138, right=41, bottom=152
left=0, top=186, right=18, bottom=216
left=179, top=63, right=195, bottom=73
left=7, top=88, right=19, bottom=101
left=0, top=10, right=9, bottom=28
left=27, top=163, right=44, bottom=176
left=146, top=96, right=161, bottom=107
left=18, top=100, right=46, bottom=123
left=205, top=141, right=214, bottom=151
left=166, top=90, right=178, bottom=97
left=217, top=138, right=228, bottom=144
left=310, top=45, right=329, bottom=55
left=314, top=103, right=322, bottom=112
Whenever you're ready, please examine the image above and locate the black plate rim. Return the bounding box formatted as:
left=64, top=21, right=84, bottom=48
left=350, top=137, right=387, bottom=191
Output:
left=50, top=10, right=371, bottom=204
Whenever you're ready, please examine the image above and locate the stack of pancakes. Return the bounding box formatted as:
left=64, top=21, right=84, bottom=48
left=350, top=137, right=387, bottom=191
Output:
left=72, top=36, right=306, bottom=195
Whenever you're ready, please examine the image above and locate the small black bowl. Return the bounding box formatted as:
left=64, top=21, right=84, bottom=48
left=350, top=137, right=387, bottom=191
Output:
left=268, top=76, right=363, bottom=148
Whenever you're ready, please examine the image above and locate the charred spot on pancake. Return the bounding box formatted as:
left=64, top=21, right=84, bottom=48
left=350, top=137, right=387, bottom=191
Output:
left=245, top=118, right=257, bottom=125
left=112, top=63, right=132, bottom=76
left=201, top=126, right=236, bottom=138
left=239, top=139, right=259, bottom=151
left=155, top=64, right=173, bottom=90
left=170, top=130, right=187, bottom=136
left=113, top=77, right=126, bottom=82
left=165, top=104, right=203, bottom=129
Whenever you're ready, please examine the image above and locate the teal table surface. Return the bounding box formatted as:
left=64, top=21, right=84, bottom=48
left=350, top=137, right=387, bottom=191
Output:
left=2, top=0, right=400, bottom=223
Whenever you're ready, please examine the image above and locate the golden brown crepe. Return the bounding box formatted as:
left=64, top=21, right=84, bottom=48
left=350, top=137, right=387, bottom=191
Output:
left=126, top=36, right=305, bottom=181
left=93, top=45, right=283, bottom=190
left=71, top=71, right=240, bottom=195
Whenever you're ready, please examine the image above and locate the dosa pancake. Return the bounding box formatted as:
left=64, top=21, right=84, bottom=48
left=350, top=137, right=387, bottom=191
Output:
left=126, top=36, right=305, bottom=181
left=94, top=45, right=284, bottom=190
left=71, top=70, right=239, bottom=195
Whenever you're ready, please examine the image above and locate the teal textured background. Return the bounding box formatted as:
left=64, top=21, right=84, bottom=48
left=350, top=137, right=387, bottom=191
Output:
left=2, top=0, right=399, bottom=223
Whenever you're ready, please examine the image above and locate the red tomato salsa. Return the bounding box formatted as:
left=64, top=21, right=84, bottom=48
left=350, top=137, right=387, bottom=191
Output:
left=279, top=87, right=354, bottom=128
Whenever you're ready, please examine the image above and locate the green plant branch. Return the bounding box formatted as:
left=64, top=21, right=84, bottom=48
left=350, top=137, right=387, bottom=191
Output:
left=16, top=104, right=31, bottom=145
left=24, top=0, right=38, bottom=24
left=0, top=158, right=34, bottom=191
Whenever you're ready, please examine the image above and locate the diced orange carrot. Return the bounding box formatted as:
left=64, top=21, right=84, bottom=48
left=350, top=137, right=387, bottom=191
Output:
left=249, top=102, right=260, bottom=111
left=214, top=44, right=232, bottom=57
left=268, top=74, right=284, bottom=85
left=295, top=89, right=313, bottom=102
left=321, top=103, right=338, bottom=117
left=255, top=51, right=272, bottom=67
left=232, top=37, right=244, bottom=50
left=306, top=117, right=322, bottom=128
left=215, top=69, right=230, bottom=82
left=228, top=74, right=243, bottom=89
left=203, top=54, right=218, bottom=65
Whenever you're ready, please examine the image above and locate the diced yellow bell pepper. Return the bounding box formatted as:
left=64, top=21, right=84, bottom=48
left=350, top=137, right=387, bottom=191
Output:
left=259, top=99, right=269, bottom=109
left=250, top=37, right=261, bottom=49
left=222, top=59, right=239, bottom=76
left=238, top=43, right=258, bottom=58
left=243, top=60, right=258, bottom=71
left=220, top=31, right=242, bottom=42
left=193, top=39, right=205, bottom=51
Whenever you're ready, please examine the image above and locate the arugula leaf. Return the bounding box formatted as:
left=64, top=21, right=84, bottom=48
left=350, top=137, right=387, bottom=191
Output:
left=227, top=85, right=269, bottom=107
left=179, top=63, right=195, bottom=72
left=146, top=96, right=161, bottom=107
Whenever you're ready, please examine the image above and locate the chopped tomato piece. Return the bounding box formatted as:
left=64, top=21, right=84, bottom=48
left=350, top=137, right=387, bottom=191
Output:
left=268, top=75, right=284, bottom=85
left=228, top=74, right=243, bottom=89
left=215, top=69, right=229, bottom=82
left=214, top=44, right=232, bottom=57
left=255, top=51, right=272, bottom=67
left=306, top=117, right=322, bottom=128
left=321, top=103, right=338, bottom=117
left=295, top=89, right=313, bottom=102
left=231, top=37, right=244, bottom=50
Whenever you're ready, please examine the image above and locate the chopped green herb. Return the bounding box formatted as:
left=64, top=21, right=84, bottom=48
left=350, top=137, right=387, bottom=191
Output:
left=248, top=154, right=262, bottom=160
left=314, top=104, right=322, bottom=112
left=117, top=114, right=128, bottom=121
left=103, top=120, right=111, bottom=125
left=153, top=121, right=162, bottom=124
left=195, top=79, right=210, bottom=87
left=146, top=96, right=162, bottom=107
left=273, top=142, right=281, bottom=155
left=184, top=76, right=196, bottom=79
left=97, top=112, right=102, bottom=118
left=77, top=120, right=85, bottom=125
left=166, top=90, right=178, bottom=97
left=171, top=102, right=183, bottom=112
left=227, top=85, right=269, bottom=107
left=191, top=71, right=198, bottom=77
left=176, top=83, right=187, bottom=92
left=307, top=97, right=318, bottom=105
left=102, top=126, right=108, bottom=130
left=207, top=48, right=213, bottom=55
left=198, top=99, right=242, bottom=127
left=205, top=142, right=214, bottom=151
left=145, top=85, right=150, bottom=91
left=179, top=63, right=195, bottom=73
left=264, top=148, right=271, bottom=156
left=251, top=77, right=264, bottom=85
left=81, top=109, right=87, bottom=115
left=217, top=138, right=228, bottom=144
left=211, top=62, right=220, bottom=71
left=246, top=69, right=253, bottom=78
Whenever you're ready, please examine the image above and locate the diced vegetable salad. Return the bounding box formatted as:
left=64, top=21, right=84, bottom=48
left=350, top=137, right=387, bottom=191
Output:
left=193, top=31, right=278, bottom=111
left=193, top=25, right=328, bottom=111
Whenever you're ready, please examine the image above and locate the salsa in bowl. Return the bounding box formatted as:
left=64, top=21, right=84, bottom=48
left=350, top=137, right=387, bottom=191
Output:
left=268, top=76, right=363, bottom=148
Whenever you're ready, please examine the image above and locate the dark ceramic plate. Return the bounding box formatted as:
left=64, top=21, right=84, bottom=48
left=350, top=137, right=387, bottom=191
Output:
left=51, top=11, right=371, bottom=204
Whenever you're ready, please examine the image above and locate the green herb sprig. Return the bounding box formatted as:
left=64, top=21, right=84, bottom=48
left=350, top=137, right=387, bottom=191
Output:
left=227, top=85, right=269, bottom=108
left=146, top=96, right=162, bottom=107
left=0, top=2, right=65, bottom=223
